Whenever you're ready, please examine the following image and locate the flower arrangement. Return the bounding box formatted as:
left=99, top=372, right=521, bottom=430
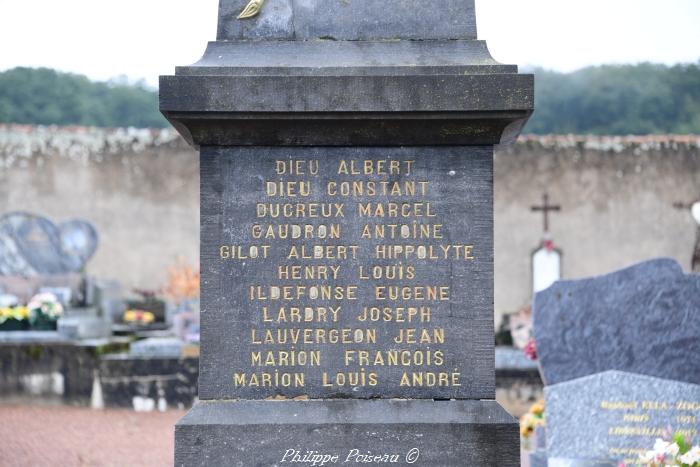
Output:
left=123, top=309, right=156, bottom=325
left=27, top=293, right=64, bottom=330
left=520, top=400, right=545, bottom=439
left=164, top=257, right=200, bottom=305
left=630, top=433, right=700, bottom=467
left=0, top=306, right=30, bottom=330
left=523, top=338, right=538, bottom=360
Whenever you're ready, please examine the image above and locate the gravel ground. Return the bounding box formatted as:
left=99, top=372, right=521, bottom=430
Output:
left=0, top=403, right=184, bottom=467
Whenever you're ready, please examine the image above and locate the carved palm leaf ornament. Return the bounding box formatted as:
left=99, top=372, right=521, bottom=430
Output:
left=238, top=0, right=266, bottom=19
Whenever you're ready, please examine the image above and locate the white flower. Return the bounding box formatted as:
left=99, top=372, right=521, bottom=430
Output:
left=639, top=450, right=657, bottom=463
left=30, top=292, right=59, bottom=304
left=665, top=442, right=679, bottom=456
left=640, top=445, right=666, bottom=464
left=680, top=446, right=700, bottom=465
left=27, top=292, right=63, bottom=318
left=654, top=439, right=671, bottom=452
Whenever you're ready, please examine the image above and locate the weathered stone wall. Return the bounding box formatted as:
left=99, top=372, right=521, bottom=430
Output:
left=495, top=135, right=700, bottom=322
left=0, top=125, right=199, bottom=295
left=2, top=126, right=698, bottom=324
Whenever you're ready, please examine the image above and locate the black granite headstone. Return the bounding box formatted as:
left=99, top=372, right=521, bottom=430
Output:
left=534, top=258, right=700, bottom=386
left=161, top=1, right=533, bottom=465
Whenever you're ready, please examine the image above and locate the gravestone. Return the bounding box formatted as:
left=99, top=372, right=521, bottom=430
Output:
left=130, top=337, right=184, bottom=358
left=161, top=0, right=533, bottom=465
left=55, top=305, right=110, bottom=340
left=533, top=258, right=700, bottom=386
left=546, top=371, right=700, bottom=466
left=0, top=212, right=98, bottom=276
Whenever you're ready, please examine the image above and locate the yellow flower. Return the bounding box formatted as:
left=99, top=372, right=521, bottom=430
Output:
left=14, top=307, right=29, bottom=319
left=530, top=401, right=545, bottom=416
left=124, top=309, right=156, bottom=324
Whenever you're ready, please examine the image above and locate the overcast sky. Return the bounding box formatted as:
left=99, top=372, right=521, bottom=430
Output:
left=1, top=0, right=699, bottom=87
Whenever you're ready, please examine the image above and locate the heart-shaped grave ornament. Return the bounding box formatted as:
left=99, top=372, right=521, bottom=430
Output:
left=0, top=212, right=98, bottom=276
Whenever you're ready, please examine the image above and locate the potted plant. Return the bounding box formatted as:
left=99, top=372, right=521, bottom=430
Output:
left=27, top=293, right=64, bottom=330
left=123, top=309, right=156, bottom=326
left=0, top=306, right=29, bottom=331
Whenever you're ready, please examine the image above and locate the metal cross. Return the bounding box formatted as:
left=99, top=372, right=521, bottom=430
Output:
left=531, top=193, right=561, bottom=233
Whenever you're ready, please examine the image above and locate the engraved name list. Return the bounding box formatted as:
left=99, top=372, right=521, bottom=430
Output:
left=202, top=148, right=493, bottom=400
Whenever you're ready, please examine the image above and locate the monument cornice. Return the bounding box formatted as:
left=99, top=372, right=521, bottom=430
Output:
left=160, top=40, right=533, bottom=147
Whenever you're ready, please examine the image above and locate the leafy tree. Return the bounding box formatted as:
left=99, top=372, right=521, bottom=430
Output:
left=525, top=63, right=700, bottom=134
left=0, top=67, right=167, bottom=128
left=1, top=64, right=699, bottom=134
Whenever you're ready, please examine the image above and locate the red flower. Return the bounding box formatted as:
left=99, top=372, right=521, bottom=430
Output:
left=524, top=338, right=538, bottom=360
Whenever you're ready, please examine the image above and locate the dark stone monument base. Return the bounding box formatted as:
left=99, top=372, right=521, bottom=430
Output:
left=175, top=399, right=519, bottom=467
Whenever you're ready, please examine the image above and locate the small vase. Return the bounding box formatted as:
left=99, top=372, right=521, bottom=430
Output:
left=30, top=314, right=58, bottom=331
left=0, top=319, right=28, bottom=331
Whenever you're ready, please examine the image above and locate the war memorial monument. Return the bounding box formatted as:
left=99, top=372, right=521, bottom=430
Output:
left=160, top=0, right=534, bottom=464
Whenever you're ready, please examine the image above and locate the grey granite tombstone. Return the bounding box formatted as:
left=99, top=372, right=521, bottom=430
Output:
left=161, top=1, right=533, bottom=465
left=534, top=258, right=700, bottom=386
left=57, top=307, right=111, bottom=340
left=0, top=212, right=98, bottom=276
left=130, top=337, right=184, bottom=358
left=546, top=371, right=700, bottom=465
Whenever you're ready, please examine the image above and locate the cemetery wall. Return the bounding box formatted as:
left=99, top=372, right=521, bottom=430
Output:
left=0, top=125, right=199, bottom=295
left=1, top=126, right=698, bottom=325
left=495, top=135, right=700, bottom=320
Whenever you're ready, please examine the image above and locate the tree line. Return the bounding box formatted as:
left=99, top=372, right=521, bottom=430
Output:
left=1, top=64, right=699, bottom=134
left=527, top=62, right=700, bottom=134
left=0, top=67, right=166, bottom=128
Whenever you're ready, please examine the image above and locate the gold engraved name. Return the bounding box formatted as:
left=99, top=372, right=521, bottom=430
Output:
left=252, top=224, right=340, bottom=240
left=233, top=371, right=304, bottom=387
left=327, top=181, right=429, bottom=197
left=344, top=349, right=444, bottom=367
left=251, top=328, right=376, bottom=345
left=399, top=371, right=461, bottom=387
left=375, top=244, right=474, bottom=260
left=249, top=284, right=358, bottom=300
left=374, top=285, right=450, bottom=301
left=251, top=350, right=321, bottom=367
left=287, top=245, right=359, bottom=260
left=361, top=223, right=443, bottom=240
left=393, top=328, right=445, bottom=344
left=256, top=203, right=344, bottom=218
left=358, top=202, right=436, bottom=218
left=357, top=306, right=431, bottom=323
left=337, top=159, right=414, bottom=176
left=277, top=265, right=341, bottom=280
left=262, top=305, right=341, bottom=323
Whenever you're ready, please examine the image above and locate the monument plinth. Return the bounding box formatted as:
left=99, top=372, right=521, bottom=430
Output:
left=161, top=1, right=533, bottom=465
